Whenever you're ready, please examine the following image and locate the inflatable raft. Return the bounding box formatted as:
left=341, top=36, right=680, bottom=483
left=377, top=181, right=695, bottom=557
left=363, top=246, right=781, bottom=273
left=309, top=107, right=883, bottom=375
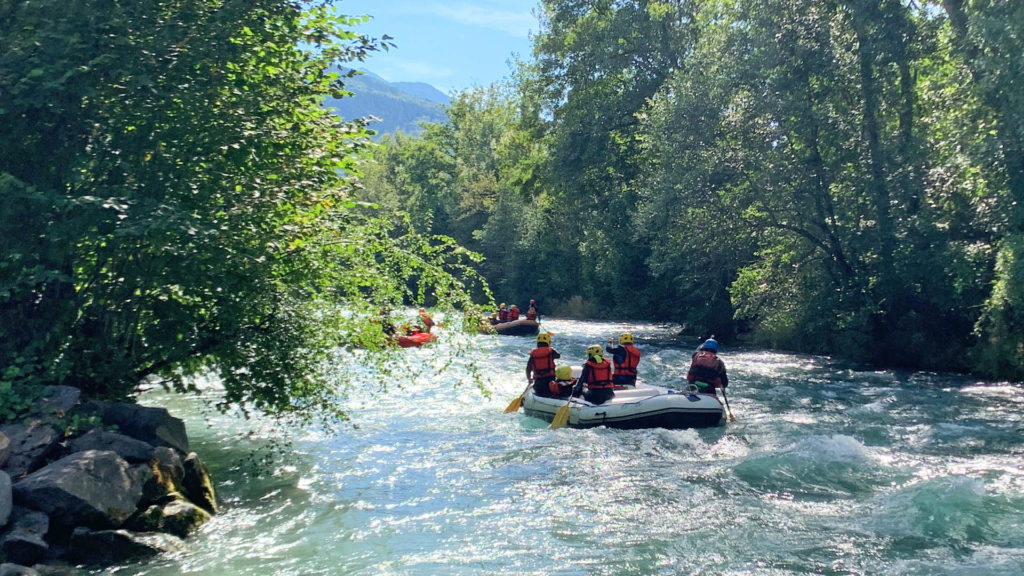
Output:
left=395, top=331, right=437, bottom=348
left=478, top=318, right=541, bottom=336
left=521, top=381, right=724, bottom=430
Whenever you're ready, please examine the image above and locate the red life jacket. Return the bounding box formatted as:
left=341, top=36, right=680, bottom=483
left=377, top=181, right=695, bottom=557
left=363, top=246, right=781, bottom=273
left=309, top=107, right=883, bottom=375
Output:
left=529, top=347, right=556, bottom=379
left=689, top=351, right=722, bottom=387
left=508, top=308, right=520, bottom=320
left=613, top=345, right=641, bottom=377
left=585, top=359, right=613, bottom=389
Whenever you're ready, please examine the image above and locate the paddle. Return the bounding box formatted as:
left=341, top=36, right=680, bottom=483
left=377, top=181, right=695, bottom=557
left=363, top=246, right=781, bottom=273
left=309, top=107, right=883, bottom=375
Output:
left=720, top=386, right=737, bottom=422
left=550, top=394, right=572, bottom=429
left=504, top=380, right=533, bottom=413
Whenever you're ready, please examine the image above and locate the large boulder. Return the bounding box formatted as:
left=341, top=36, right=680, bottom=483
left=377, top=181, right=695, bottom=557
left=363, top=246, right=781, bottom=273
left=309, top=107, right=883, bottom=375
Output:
left=0, top=424, right=60, bottom=479
left=12, top=451, right=144, bottom=529
left=68, top=430, right=154, bottom=463
left=0, top=471, right=10, bottom=528
left=67, top=528, right=185, bottom=565
left=127, top=497, right=211, bottom=538
left=181, top=453, right=216, bottom=514
left=32, top=387, right=80, bottom=419
left=0, top=508, right=49, bottom=566
left=143, top=448, right=184, bottom=505
left=76, top=403, right=188, bottom=454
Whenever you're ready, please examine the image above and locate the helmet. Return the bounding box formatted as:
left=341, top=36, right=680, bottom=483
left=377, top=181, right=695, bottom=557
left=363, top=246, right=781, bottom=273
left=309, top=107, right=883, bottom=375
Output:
left=530, top=299, right=536, bottom=304
left=702, top=338, right=719, bottom=352
left=619, top=333, right=634, bottom=345
left=586, top=344, right=603, bottom=358
left=555, top=365, right=572, bottom=380
left=499, top=302, right=506, bottom=308
left=537, top=333, right=551, bottom=345
left=511, top=304, right=519, bottom=310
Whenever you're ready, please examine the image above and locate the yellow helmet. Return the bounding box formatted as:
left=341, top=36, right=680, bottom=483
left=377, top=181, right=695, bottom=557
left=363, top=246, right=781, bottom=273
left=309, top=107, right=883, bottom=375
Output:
left=537, top=333, right=552, bottom=345
left=555, top=365, right=572, bottom=380
left=619, top=333, right=634, bottom=345
left=586, top=344, right=603, bottom=358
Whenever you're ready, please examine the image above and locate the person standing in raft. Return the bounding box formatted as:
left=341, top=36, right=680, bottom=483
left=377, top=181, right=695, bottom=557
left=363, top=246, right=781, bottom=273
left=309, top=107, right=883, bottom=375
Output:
left=527, top=332, right=561, bottom=398
left=686, top=337, right=729, bottom=396
left=574, top=345, right=615, bottom=405
left=417, top=308, right=435, bottom=333
left=526, top=299, right=538, bottom=320
left=605, top=332, right=642, bottom=386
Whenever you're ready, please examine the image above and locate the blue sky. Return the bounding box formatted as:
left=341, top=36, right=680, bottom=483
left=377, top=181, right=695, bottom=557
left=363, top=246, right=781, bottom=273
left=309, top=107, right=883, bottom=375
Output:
left=336, top=0, right=541, bottom=94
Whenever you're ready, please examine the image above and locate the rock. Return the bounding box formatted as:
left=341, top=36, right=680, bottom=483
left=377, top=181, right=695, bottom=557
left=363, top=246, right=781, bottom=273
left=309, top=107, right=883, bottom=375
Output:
left=0, top=563, right=40, bottom=576
left=0, top=472, right=10, bottom=528
left=182, top=453, right=216, bottom=514
left=12, top=450, right=143, bottom=529
left=32, top=387, right=80, bottom=420
left=0, top=432, right=10, bottom=468
left=0, top=424, right=60, bottom=479
left=143, top=448, right=184, bottom=505
left=67, top=528, right=185, bottom=565
left=76, top=403, right=189, bottom=454
left=126, top=497, right=211, bottom=538
left=0, top=509, right=49, bottom=566
left=68, top=430, right=154, bottom=463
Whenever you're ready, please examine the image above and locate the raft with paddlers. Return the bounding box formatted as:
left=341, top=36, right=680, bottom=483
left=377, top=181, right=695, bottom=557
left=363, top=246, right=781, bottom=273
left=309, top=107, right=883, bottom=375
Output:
left=395, top=330, right=437, bottom=348
left=513, top=367, right=724, bottom=430
left=478, top=317, right=541, bottom=336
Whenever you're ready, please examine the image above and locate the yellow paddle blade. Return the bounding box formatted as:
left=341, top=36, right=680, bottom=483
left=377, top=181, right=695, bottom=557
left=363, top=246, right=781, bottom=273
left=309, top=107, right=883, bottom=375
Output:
left=550, top=402, right=571, bottom=429
left=504, top=396, right=523, bottom=413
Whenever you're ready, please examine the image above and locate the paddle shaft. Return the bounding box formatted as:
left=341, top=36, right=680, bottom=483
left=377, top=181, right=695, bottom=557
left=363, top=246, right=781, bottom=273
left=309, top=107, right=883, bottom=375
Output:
left=720, top=387, right=737, bottom=422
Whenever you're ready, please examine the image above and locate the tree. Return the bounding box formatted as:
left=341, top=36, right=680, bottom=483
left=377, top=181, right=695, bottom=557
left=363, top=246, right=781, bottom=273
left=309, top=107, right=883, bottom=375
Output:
left=0, top=0, right=484, bottom=420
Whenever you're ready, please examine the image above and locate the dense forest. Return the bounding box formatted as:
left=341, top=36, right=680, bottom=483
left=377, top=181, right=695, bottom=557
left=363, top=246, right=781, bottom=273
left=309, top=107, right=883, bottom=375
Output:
left=357, top=0, right=1024, bottom=380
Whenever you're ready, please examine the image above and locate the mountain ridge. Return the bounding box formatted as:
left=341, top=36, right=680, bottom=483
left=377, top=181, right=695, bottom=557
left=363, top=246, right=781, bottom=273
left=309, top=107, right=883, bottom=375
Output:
left=324, top=70, right=448, bottom=137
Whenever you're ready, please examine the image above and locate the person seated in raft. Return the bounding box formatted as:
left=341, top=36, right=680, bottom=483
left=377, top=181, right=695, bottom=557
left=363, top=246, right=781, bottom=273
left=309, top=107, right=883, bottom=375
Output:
left=377, top=308, right=397, bottom=337
left=498, top=302, right=509, bottom=323
left=526, top=299, right=538, bottom=320
left=686, top=337, right=728, bottom=396
left=507, top=304, right=521, bottom=321
left=417, top=308, right=435, bottom=333
left=526, top=332, right=561, bottom=398
left=574, top=345, right=615, bottom=405
left=550, top=364, right=576, bottom=398
left=605, top=332, right=642, bottom=387
left=488, top=312, right=500, bottom=325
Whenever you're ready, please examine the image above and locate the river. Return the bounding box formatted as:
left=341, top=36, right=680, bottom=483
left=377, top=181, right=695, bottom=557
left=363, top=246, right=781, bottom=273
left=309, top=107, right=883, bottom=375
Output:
left=101, top=317, right=1024, bottom=575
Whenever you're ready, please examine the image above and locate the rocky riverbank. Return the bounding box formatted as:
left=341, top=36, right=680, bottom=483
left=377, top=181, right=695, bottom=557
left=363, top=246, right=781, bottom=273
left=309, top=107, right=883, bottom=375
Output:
left=1, top=385, right=215, bottom=574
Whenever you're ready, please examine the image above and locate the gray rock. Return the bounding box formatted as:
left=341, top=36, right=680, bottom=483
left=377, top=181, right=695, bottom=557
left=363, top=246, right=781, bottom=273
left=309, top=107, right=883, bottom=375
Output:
left=0, top=563, right=40, bottom=576
left=12, top=450, right=143, bottom=529
left=0, top=424, right=59, bottom=479
left=141, top=448, right=183, bottom=506
left=0, top=432, right=10, bottom=468
left=67, top=528, right=185, bottom=565
left=0, top=509, right=49, bottom=566
left=76, top=402, right=188, bottom=454
left=182, top=453, right=216, bottom=514
left=68, top=430, right=154, bottom=463
left=126, top=497, right=211, bottom=538
left=33, top=387, right=80, bottom=419
left=0, top=471, right=10, bottom=528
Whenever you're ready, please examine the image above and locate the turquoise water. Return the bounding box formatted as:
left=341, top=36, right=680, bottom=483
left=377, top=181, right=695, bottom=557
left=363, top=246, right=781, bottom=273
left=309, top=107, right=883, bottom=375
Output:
left=103, top=318, right=1024, bottom=575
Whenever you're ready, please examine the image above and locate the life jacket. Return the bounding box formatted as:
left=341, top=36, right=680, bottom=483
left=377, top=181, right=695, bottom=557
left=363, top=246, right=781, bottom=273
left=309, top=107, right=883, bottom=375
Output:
left=585, top=358, right=613, bottom=389
left=613, top=345, right=641, bottom=377
left=508, top=308, right=520, bottom=320
left=689, top=351, right=722, bottom=388
left=529, top=347, right=556, bottom=379
left=498, top=308, right=509, bottom=322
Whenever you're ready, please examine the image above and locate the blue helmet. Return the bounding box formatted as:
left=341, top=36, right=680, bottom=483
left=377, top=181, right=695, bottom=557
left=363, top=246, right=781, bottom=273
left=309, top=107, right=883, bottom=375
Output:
left=701, top=338, right=719, bottom=352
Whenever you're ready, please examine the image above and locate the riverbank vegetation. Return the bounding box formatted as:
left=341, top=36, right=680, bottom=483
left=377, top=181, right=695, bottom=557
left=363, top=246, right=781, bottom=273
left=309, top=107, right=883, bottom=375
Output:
left=0, top=0, right=484, bottom=421
left=357, top=0, right=1024, bottom=380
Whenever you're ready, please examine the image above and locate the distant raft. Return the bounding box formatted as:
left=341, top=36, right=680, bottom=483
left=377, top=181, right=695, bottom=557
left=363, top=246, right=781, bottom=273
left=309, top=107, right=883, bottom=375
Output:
left=478, top=318, right=541, bottom=336
left=395, top=331, right=437, bottom=348
left=520, top=381, right=724, bottom=430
